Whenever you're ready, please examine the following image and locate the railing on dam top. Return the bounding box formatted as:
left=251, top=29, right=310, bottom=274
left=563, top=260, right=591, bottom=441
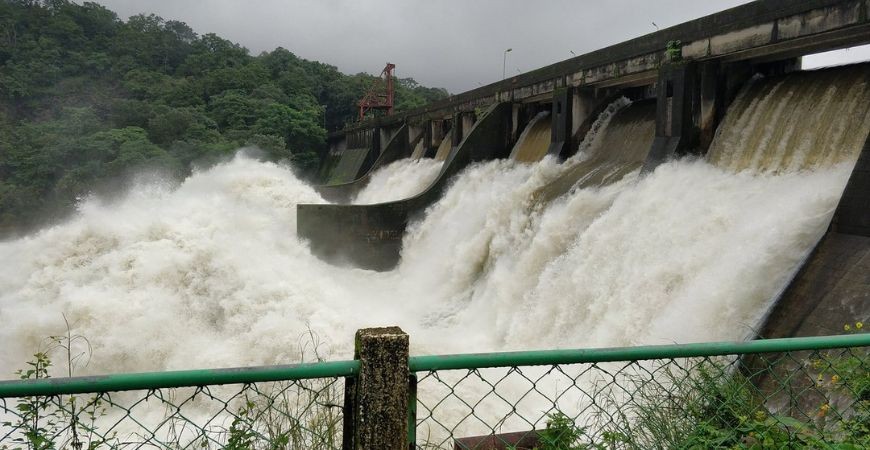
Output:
left=1, top=331, right=867, bottom=449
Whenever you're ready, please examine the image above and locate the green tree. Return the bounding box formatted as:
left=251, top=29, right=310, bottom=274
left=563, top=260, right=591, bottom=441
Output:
left=0, top=0, right=448, bottom=234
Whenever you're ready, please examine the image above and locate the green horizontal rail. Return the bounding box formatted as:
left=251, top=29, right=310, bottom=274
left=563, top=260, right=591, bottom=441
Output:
left=408, top=333, right=870, bottom=372
left=2, top=334, right=867, bottom=398
left=0, top=360, right=359, bottom=398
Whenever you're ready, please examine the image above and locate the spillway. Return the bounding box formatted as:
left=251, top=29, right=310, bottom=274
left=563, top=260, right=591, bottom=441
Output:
left=354, top=158, right=443, bottom=204
left=536, top=99, right=656, bottom=203
left=510, top=111, right=552, bottom=163
left=0, top=66, right=867, bottom=385
left=708, top=64, right=870, bottom=172
left=434, top=128, right=454, bottom=161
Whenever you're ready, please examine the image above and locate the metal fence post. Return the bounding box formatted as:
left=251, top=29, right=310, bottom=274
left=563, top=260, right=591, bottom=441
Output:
left=343, top=326, right=409, bottom=450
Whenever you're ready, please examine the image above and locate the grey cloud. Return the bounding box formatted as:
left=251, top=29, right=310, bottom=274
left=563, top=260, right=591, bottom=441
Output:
left=95, top=0, right=868, bottom=93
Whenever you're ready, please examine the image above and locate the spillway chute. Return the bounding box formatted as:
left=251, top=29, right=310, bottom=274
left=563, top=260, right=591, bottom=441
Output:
left=509, top=111, right=552, bottom=163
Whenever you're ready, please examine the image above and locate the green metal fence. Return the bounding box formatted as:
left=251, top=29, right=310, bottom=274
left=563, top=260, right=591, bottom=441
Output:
left=409, top=332, right=870, bottom=449
left=1, top=332, right=868, bottom=449
left=0, top=361, right=357, bottom=449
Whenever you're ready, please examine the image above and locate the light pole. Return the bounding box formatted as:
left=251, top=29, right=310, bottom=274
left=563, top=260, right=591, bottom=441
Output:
left=502, top=48, right=512, bottom=80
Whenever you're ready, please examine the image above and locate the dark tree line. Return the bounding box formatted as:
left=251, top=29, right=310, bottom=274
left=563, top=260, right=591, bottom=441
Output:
left=0, top=0, right=448, bottom=234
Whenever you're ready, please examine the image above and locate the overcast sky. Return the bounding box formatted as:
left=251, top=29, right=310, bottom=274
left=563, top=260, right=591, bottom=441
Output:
left=95, top=0, right=870, bottom=93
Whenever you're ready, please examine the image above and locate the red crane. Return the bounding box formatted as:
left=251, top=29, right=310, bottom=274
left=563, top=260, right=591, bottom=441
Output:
left=358, top=63, right=395, bottom=120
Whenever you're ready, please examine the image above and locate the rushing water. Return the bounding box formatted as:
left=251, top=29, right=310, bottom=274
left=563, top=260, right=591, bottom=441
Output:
left=510, top=111, right=552, bottom=162
left=0, top=66, right=868, bottom=382
left=353, top=158, right=443, bottom=204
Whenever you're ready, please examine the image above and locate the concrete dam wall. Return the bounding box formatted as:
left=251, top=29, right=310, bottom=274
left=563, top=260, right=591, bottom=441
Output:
left=298, top=0, right=870, bottom=347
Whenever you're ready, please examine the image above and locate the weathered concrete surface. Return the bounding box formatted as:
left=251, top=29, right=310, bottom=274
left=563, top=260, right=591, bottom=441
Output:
left=642, top=63, right=699, bottom=172
left=536, top=100, right=657, bottom=203
left=298, top=103, right=513, bottom=270
left=761, top=232, right=870, bottom=338
left=334, top=0, right=870, bottom=138
left=317, top=124, right=411, bottom=203
left=326, top=128, right=379, bottom=184
left=344, top=327, right=409, bottom=450
left=746, top=137, right=869, bottom=418
left=546, top=88, right=573, bottom=158
left=760, top=132, right=870, bottom=338
left=327, top=148, right=371, bottom=185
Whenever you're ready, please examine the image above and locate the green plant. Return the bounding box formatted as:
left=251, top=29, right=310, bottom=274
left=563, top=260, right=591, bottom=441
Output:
left=4, top=351, right=59, bottom=450
left=536, top=412, right=586, bottom=450
left=666, top=40, right=682, bottom=61
left=597, top=329, right=870, bottom=449
left=506, top=412, right=595, bottom=450
left=224, top=401, right=258, bottom=450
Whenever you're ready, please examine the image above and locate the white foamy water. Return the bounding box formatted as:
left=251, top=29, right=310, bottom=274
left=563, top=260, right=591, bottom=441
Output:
left=0, top=151, right=851, bottom=378
left=1, top=67, right=867, bottom=382
left=353, top=158, right=443, bottom=204
left=1, top=67, right=867, bottom=448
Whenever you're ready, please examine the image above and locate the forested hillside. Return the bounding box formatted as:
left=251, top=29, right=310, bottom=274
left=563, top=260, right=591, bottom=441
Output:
left=0, top=0, right=448, bottom=235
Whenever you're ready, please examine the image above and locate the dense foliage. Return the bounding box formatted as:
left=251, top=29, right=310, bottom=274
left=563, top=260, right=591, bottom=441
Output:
left=0, top=0, right=448, bottom=235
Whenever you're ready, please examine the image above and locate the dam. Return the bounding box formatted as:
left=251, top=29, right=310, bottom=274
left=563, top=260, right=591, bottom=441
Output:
left=0, top=0, right=864, bottom=376
left=1, top=1, right=870, bottom=448
left=298, top=0, right=870, bottom=345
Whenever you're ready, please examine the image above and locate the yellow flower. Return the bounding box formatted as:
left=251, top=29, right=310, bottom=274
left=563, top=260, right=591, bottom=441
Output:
left=844, top=324, right=851, bottom=331
left=831, top=374, right=840, bottom=384
left=755, top=411, right=767, bottom=421
left=818, top=404, right=830, bottom=417
left=857, top=322, right=864, bottom=330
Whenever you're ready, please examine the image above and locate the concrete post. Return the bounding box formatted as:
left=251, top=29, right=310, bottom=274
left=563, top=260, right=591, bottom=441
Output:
left=642, top=62, right=699, bottom=173
left=343, top=327, right=410, bottom=450
left=461, top=113, right=475, bottom=141
left=698, top=61, right=720, bottom=152
left=357, top=127, right=381, bottom=179
left=452, top=113, right=464, bottom=148
left=422, top=121, right=433, bottom=158
left=547, top=87, right=573, bottom=159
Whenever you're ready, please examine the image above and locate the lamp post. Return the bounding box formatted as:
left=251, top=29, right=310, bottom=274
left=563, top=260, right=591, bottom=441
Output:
left=502, top=48, right=512, bottom=80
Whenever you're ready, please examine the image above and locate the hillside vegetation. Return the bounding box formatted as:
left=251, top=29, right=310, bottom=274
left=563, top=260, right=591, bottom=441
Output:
left=0, top=0, right=448, bottom=234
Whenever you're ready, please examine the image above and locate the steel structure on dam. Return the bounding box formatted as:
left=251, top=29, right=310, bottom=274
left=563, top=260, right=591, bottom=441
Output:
left=299, top=0, right=870, bottom=338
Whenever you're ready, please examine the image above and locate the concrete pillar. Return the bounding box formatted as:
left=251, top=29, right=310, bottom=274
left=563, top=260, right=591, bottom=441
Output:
left=343, top=327, right=409, bottom=450
left=360, top=127, right=381, bottom=177
left=547, top=87, right=573, bottom=159
left=408, top=124, right=423, bottom=147
left=511, top=104, right=522, bottom=141
left=698, top=61, right=720, bottom=152
left=571, top=89, right=597, bottom=139
left=426, top=120, right=444, bottom=158
left=452, top=113, right=463, bottom=148
left=462, top=114, right=475, bottom=141
left=642, top=62, right=699, bottom=173
left=379, top=128, right=389, bottom=152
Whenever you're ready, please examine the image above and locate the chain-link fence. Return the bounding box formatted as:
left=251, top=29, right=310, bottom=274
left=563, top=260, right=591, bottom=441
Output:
left=0, top=361, right=355, bottom=450
left=410, top=333, right=870, bottom=449
left=2, top=332, right=868, bottom=449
